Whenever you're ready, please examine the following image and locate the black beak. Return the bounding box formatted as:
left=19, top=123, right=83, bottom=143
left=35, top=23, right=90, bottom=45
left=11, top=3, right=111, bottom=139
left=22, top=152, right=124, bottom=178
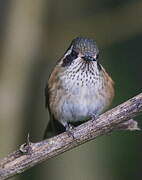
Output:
left=83, top=55, right=96, bottom=61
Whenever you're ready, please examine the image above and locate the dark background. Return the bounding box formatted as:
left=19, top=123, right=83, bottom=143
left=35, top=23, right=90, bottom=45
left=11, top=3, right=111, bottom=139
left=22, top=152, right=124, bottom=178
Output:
left=0, top=0, right=142, bottom=180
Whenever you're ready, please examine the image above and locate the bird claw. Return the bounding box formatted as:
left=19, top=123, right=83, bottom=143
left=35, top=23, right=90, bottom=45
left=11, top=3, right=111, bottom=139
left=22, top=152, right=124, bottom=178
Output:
left=89, top=112, right=97, bottom=120
left=64, top=123, right=75, bottom=139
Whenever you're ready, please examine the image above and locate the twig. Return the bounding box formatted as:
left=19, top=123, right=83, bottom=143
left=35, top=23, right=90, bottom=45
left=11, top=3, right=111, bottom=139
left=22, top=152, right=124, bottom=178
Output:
left=0, top=93, right=142, bottom=180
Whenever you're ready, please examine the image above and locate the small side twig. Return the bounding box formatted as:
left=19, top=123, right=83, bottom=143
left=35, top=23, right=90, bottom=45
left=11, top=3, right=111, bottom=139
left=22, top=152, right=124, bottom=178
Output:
left=19, top=133, right=32, bottom=154
left=0, top=93, right=142, bottom=180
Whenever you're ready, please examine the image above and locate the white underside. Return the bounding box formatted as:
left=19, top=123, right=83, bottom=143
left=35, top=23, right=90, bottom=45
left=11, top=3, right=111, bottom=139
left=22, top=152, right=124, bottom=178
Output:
left=57, top=62, right=109, bottom=124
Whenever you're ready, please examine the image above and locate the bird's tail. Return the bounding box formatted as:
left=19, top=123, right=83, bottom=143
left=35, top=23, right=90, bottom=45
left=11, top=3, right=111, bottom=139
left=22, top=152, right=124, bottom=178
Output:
left=43, top=119, right=65, bottom=139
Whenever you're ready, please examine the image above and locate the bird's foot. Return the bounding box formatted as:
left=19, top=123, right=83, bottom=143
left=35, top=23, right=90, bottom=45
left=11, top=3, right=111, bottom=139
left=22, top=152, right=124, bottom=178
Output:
left=89, top=112, right=98, bottom=120
left=64, top=122, right=75, bottom=139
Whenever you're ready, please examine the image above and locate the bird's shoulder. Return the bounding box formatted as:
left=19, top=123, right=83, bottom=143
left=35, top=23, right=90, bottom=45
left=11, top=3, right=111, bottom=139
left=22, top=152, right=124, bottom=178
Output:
left=45, top=64, right=61, bottom=108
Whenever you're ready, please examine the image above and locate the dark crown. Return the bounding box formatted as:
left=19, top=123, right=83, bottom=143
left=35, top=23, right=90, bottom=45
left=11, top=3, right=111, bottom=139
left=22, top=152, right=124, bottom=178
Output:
left=71, top=37, right=99, bottom=57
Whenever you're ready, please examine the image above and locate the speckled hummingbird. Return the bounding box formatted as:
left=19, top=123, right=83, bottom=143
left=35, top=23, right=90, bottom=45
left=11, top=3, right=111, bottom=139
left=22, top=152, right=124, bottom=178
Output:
left=44, top=37, right=114, bottom=138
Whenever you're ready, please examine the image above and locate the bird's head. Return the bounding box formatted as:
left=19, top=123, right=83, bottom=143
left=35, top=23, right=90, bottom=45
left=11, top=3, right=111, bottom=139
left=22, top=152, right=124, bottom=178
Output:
left=60, top=37, right=100, bottom=68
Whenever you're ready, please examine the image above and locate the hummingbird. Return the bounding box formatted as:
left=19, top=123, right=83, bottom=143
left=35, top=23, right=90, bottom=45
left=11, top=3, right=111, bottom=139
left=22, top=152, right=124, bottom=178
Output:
left=44, top=37, right=114, bottom=138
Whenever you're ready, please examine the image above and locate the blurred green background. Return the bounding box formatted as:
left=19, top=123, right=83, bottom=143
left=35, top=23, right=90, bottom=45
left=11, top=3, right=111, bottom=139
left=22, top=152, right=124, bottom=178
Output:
left=0, top=0, right=142, bottom=180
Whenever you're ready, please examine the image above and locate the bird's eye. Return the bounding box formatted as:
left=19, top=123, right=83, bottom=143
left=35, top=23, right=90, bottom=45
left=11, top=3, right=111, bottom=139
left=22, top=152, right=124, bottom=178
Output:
left=62, top=50, right=78, bottom=67
left=70, top=49, right=78, bottom=59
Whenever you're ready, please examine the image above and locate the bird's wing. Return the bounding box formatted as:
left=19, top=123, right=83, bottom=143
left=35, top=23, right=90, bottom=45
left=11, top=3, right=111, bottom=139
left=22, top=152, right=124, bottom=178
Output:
left=45, top=83, right=49, bottom=108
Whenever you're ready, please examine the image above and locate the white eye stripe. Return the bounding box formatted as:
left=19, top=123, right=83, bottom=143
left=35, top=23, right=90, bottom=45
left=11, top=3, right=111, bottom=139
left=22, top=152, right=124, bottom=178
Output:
left=59, top=46, right=75, bottom=66
left=64, top=45, right=73, bottom=57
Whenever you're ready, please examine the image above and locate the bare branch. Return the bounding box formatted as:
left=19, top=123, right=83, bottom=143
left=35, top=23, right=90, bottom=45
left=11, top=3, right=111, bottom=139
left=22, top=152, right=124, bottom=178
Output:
left=0, top=93, right=142, bottom=180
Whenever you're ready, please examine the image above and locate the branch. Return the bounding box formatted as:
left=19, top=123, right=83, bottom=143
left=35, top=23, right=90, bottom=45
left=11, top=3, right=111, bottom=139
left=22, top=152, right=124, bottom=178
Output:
left=0, top=93, right=142, bottom=180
